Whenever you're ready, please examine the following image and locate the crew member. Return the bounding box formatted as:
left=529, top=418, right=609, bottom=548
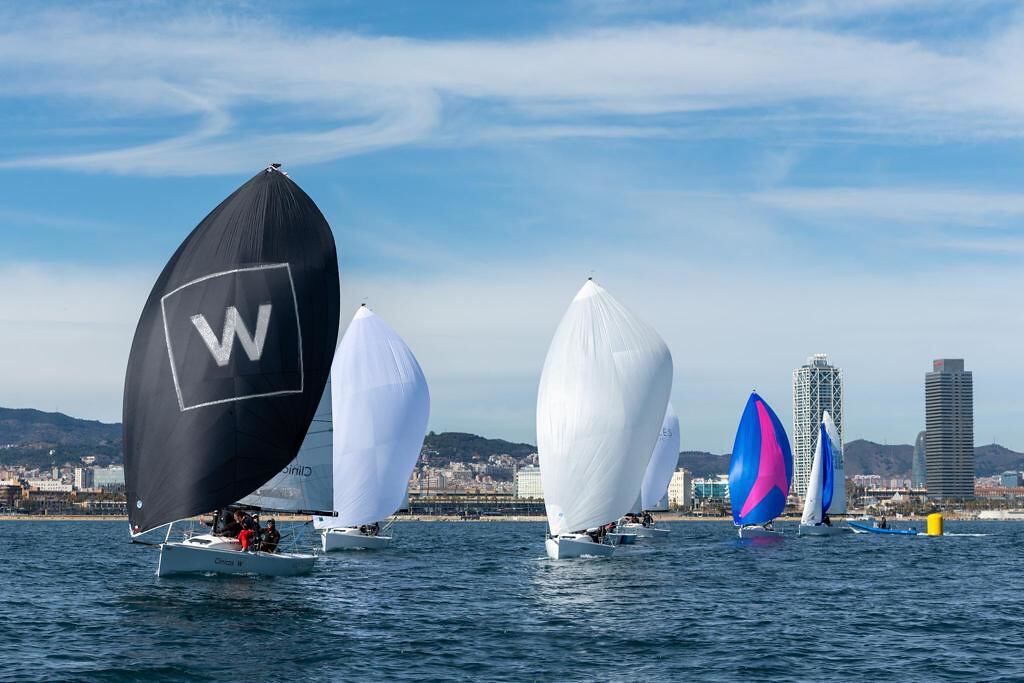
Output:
left=217, top=509, right=241, bottom=538
left=234, top=510, right=260, bottom=551
left=261, top=519, right=280, bottom=553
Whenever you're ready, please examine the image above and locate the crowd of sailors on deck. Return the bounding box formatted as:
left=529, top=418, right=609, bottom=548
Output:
left=208, top=509, right=281, bottom=552
left=571, top=510, right=657, bottom=544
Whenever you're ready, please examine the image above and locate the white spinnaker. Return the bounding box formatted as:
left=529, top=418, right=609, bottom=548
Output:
left=800, top=432, right=824, bottom=525
left=314, top=306, right=429, bottom=529
left=641, top=402, right=680, bottom=511
left=823, top=411, right=846, bottom=514
left=537, top=280, right=673, bottom=536
left=239, top=381, right=333, bottom=511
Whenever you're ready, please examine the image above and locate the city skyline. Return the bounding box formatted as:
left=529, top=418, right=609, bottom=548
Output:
left=2, top=2, right=1024, bottom=451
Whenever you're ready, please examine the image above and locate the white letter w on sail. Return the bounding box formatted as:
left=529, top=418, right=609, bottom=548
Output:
left=190, top=305, right=272, bottom=367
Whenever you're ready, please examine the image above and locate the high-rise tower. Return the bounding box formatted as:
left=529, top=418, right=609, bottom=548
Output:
left=911, top=430, right=927, bottom=488
left=925, top=359, right=974, bottom=499
left=792, top=354, right=844, bottom=499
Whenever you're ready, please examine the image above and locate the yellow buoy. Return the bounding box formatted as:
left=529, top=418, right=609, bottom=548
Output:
left=927, top=513, right=944, bottom=536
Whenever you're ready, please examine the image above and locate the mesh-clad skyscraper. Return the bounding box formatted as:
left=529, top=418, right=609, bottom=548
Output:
left=792, top=354, right=844, bottom=499
left=911, top=431, right=927, bottom=488
left=925, top=359, right=974, bottom=499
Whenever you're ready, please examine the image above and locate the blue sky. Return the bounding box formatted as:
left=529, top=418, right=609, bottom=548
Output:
left=1, top=0, right=1023, bottom=451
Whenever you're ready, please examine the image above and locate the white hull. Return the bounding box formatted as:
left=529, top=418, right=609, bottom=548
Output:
left=545, top=534, right=616, bottom=560
left=156, top=535, right=316, bottom=577
left=798, top=524, right=852, bottom=537
left=738, top=525, right=784, bottom=538
left=322, top=527, right=391, bottom=551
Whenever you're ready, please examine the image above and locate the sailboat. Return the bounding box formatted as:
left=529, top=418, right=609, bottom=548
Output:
left=617, top=403, right=679, bottom=539
left=823, top=411, right=846, bottom=516
left=728, top=392, right=793, bottom=538
left=537, top=279, right=672, bottom=560
left=798, top=411, right=850, bottom=537
left=314, top=305, right=430, bottom=551
left=124, top=165, right=341, bottom=576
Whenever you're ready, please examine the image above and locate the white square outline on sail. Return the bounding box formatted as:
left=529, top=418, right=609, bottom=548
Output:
left=160, top=263, right=305, bottom=412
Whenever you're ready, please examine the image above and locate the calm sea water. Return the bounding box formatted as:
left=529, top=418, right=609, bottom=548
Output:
left=2, top=520, right=1023, bottom=682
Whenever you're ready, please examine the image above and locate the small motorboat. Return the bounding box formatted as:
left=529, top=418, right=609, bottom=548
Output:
left=848, top=521, right=918, bottom=536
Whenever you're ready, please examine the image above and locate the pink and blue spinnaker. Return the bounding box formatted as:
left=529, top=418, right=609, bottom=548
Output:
left=728, top=392, right=793, bottom=526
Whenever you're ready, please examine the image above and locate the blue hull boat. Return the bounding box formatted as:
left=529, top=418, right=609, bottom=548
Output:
left=848, top=521, right=918, bottom=536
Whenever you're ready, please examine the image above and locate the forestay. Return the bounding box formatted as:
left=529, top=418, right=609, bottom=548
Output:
left=641, top=403, right=680, bottom=511
left=239, top=382, right=333, bottom=512
left=537, top=279, right=673, bottom=536
left=314, top=306, right=430, bottom=529
left=123, top=166, right=340, bottom=534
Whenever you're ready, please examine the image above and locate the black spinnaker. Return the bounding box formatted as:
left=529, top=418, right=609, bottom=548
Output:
left=124, top=166, right=340, bottom=534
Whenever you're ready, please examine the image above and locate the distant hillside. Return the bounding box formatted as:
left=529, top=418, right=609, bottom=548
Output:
left=421, top=431, right=536, bottom=462
left=843, top=440, right=914, bottom=478
left=677, top=440, right=1024, bottom=479
left=677, top=450, right=730, bottom=478
left=0, top=407, right=122, bottom=468
left=1, top=405, right=1022, bottom=478
left=974, top=443, right=1024, bottom=477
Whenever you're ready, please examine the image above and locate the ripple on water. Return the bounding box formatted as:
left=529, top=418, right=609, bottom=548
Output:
left=3, top=520, right=1024, bottom=682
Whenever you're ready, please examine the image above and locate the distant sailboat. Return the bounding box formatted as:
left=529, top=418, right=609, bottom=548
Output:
left=798, top=411, right=850, bottom=537
left=617, top=403, right=679, bottom=539
left=537, top=279, right=672, bottom=560
left=823, top=411, right=846, bottom=515
left=314, top=305, right=430, bottom=551
left=124, top=165, right=340, bottom=576
left=728, top=392, right=793, bottom=538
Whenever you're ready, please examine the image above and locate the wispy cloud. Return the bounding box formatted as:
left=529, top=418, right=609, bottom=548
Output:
left=0, top=7, right=1022, bottom=174
left=751, top=187, right=1024, bottom=228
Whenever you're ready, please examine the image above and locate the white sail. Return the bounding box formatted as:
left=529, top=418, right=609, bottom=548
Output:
left=800, top=430, right=824, bottom=525
left=823, top=411, right=846, bottom=514
left=537, top=279, right=673, bottom=536
left=314, top=306, right=429, bottom=529
left=641, top=402, right=680, bottom=511
left=239, top=381, right=333, bottom=511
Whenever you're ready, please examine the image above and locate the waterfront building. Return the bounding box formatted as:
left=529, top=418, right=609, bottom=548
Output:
left=694, top=475, right=729, bottom=501
left=93, top=466, right=125, bottom=490
left=1000, top=471, right=1021, bottom=488
left=911, top=431, right=927, bottom=488
left=792, top=353, right=844, bottom=498
left=74, top=467, right=94, bottom=491
left=26, top=479, right=73, bottom=492
left=925, top=359, right=975, bottom=499
left=667, top=468, right=692, bottom=510
left=514, top=465, right=543, bottom=499
left=0, top=480, right=23, bottom=510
